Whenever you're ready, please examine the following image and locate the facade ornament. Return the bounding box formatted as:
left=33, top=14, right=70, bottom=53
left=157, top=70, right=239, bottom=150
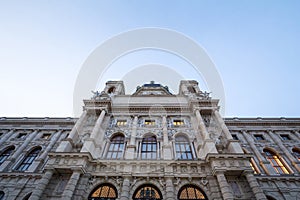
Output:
left=174, top=177, right=181, bottom=186
left=159, top=177, right=165, bottom=188
left=201, top=177, right=208, bottom=186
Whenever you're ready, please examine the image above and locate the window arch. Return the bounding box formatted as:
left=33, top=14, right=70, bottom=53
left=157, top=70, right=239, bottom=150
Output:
left=88, top=183, right=117, bottom=200
left=178, top=184, right=208, bottom=200
left=0, top=146, right=15, bottom=165
left=264, top=149, right=289, bottom=174
left=133, top=184, right=162, bottom=200
left=106, top=134, right=125, bottom=159
left=141, top=136, right=157, bottom=159
left=16, top=147, right=41, bottom=171
left=175, top=136, right=193, bottom=160
left=292, top=148, right=300, bottom=161
left=0, top=191, right=4, bottom=200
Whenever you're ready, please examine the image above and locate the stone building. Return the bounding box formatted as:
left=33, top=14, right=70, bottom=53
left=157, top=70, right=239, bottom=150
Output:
left=0, top=80, right=299, bottom=200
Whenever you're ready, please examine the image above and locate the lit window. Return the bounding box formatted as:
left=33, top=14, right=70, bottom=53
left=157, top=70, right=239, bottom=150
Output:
left=17, top=133, right=27, bottom=139
left=280, top=134, right=290, bottom=141
left=144, top=120, right=155, bottom=126
left=173, top=119, right=184, bottom=126
left=133, top=184, right=162, bottom=200
left=175, top=136, right=193, bottom=160
left=232, top=134, right=238, bottom=140
left=89, top=184, right=117, bottom=200
left=254, top=134, right=264, bottom=140
left=178, top=184, right=207, bottom=200
left=141, top=136, right=157, bottom=159
left=264, top=149, right=289, bottom=174
left=116, top=120, right=127, bottom=126
left=0, top=146, right=15, bottom=165
left=292, top=148, right=300, bottom=161
left=16, top=147, right=41, bottom=171
left=41, top=133, right=51, bottom=139
left=249, top=159, right=259, bottom=174
left=106, top=135, right=125, bottom=159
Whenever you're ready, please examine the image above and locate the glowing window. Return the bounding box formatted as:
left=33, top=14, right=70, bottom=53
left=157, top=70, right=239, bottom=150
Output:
left=249, top=159, right=259, bottom=174
left=0, top=146, right=15, bottom=165
left=144, top=120, right=155, bottom=126
left=106, top=135, right=125, bottom=159
left=178, top=185, right=207, bottom=200
left=16, top=147, right=41, bottom=171
left=116, top=120, right=127, bottom=126
left=175, top=136, right=193, bottom=160
left=89, top=184, right=117, bottom=200
left=173, top=119, right=184, bottom=126
left=133, top=185, right=162, bottom=200
left=141, top=136, right=157, bottom=159
left=264, top=149, right=289, bottom=174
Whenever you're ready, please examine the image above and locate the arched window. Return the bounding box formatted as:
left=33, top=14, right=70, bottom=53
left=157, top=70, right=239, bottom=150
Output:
left=0, top=146, right=15, bottom=165
left=88, top=183, right=117, bottom=200
left=141, top=136, right=157, bottom=159
left=0, top=191, right=4, bottom=200
left=264, top=149, right=289, bottom=174
left=16, top=147, right=41, bottom=171
left=178, top=185, right=208, bottom=200
left=292, top=148, right=300, bottom=161
left=133, top=184, right=162, bottom=200
left=106, top=135, right=125, bottom=159
left=175, top=136, right=193, bottom=160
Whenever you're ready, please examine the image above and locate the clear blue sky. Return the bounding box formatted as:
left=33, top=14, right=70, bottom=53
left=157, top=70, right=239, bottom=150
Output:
left=0, top=1, right=299, bottom=117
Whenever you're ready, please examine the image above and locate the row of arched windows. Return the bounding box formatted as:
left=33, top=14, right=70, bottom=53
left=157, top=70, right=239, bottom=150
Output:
left=0, top=146, right=42, bottom=171
left=88, top=183, right=208, bottom=200
left=106, top=134, right=194, bottom=160
left=248, top=148, right=300, bottom=175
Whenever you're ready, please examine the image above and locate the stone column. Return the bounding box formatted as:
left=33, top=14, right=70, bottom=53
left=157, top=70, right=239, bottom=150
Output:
left=165, top=178, right=174, bottom=200
left=61, top=171, right=81, bottom=200
left=0, top=129, right=15, bottom=146
left=216, top=172, right=234, bottom=200
left=81, top=109, right=106, bottom=158
left=120, top=177, right=130, bottom=200
left=214, top=110, right=243, bottom=153
left=29, top=130, right=63, bottom=172
left=90, top=109, right=106, bottom=139
left=126, top=116, right=138, bottom=159
left=268, top=130, right=298, bottom=173
left=244, top=172, right=267, bottom=200
left=162, top=115, right=172, bottom=160
left=56, top=110, right=87, bottom=152
left=195, top=109, right=217, bottom=159
left=29, top=169, right=54, bottom=200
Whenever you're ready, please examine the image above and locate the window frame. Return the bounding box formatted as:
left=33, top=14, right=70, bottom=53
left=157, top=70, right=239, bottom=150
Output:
left=264, top=149, right=290, bottom=175
left=175, top=136, right=193, bottom=160
left=141, top=136, right=157, bottom=160
left=15, top=147, right=41, bottom=171
left=106, top=135, right=125, bottom=159
left=0, top=146, right=15, bottom=165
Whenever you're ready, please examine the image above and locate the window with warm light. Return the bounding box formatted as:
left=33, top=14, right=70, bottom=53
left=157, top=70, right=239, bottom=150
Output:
left=88, top=183, right=117, bottom=200
left=144, top=119, right=155, bottom=126
left=264, top=149, right=289, bottom=174
left=178, top=184, right=207, bottom=200
left=249, top=159, right=259, bottom=174
left=173, top=119, right=184, bottom=126
left=133, top=184, right=162, bottom=200
left=116, top=120, right=127, bottom=126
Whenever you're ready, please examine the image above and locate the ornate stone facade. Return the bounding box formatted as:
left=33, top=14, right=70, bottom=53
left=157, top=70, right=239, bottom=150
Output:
left=0, top=80, right=299, bottom=200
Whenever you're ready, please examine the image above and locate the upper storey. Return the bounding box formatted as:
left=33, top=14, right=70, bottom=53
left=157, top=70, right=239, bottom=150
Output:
left=84, top=80, right=219, bottom=114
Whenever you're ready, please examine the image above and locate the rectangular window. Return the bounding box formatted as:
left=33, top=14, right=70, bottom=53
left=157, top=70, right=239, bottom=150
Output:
left=144, top=120, right=155, bottom=126
left=173, top=119, right=184, bottom=126
left=17, top=133, right=27, bottom=139
left=254, top=134, right=264, bottom=140
left=280, top=134, right=290, bottom=141
left=116, top=120, right=127, bottom=126
left=232, top=134, right=238, bottom=140
left=41, top=133, right=51, bottom=139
